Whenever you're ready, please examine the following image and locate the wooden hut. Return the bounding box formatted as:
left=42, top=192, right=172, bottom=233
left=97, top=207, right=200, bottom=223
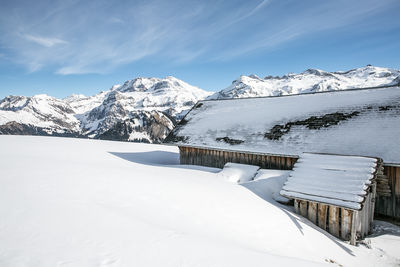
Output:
left=163, top=86, right=400, bottom=221
left=280, top=153, right=381, bottom=244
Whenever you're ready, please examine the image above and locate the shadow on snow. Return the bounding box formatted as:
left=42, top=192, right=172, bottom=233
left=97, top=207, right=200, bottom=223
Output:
left=108, top=151, right=220, bottom=173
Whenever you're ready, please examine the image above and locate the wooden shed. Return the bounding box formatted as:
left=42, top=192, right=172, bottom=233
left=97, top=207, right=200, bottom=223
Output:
left=164, top=86, right=400, bottom=221
left=280, top=153, right=381, bottom=244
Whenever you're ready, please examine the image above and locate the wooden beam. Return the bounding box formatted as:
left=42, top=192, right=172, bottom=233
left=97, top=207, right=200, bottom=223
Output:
left=299, top=200, right=308, bottom=217
left=308, top=202, right=317, bottom=224
left=318, top=204, right=328, bottom=230
left=328, top=205, right=340, bottom=238
left=341, top=208, right=352, bottom=240
left=350, top=211, right=358, bottom=245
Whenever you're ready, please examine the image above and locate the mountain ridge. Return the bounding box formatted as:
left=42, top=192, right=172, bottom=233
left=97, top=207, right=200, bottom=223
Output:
left=208, top=65, right=400, bottom=99
left=1, top=66, right=399, bottom=143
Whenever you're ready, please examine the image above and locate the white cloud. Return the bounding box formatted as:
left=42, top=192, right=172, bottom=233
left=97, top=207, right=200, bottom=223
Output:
left=24, top=34, right=67, bottom=47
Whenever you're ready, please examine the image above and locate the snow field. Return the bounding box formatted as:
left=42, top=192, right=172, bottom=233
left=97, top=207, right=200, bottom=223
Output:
left=0, top=136, right=399, bottom=266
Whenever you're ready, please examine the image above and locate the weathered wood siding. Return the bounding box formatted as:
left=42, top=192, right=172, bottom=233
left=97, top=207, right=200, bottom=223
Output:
left=178, top=146, right=297, bottom=170
left=293, top=185, right=376, bottom=245
left=375, top=166, right=400, bottom=219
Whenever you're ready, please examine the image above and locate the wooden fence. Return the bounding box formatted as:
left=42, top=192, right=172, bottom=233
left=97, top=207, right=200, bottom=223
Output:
left=178, top=146, right=297, bottom=170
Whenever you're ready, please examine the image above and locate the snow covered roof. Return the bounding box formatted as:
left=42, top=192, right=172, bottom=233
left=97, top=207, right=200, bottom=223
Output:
left=164, top=86, right=400, bottom=165
left=280, top=153, right=378, bottom=210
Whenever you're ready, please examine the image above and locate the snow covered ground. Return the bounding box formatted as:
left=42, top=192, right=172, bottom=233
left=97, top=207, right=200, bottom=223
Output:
left=0, top=135, right=399, bottom=266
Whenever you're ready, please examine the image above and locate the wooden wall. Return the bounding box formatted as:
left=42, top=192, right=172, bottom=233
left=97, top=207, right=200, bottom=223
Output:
left=375, top=166, right=400, bottom=220
left=294, top=183, right=375, bottom=245
left=178, top=146, right=400, bottom=220
left=178, top=146, right=297, bottom=170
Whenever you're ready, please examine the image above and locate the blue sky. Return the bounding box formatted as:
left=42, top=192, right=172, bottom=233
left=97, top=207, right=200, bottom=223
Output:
left=0, top=0, right=399, bottom=98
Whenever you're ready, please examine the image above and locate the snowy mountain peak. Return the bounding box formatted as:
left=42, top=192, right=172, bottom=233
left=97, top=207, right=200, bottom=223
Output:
left=115, top=76, right=206, bottom=95
left=303, top=68, right=333, bottom=76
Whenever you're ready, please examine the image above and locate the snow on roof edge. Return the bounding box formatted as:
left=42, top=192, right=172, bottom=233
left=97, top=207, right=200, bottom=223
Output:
left=201, top=84, right=399, bottom=103
left=280, top=153, right=380, bottom=210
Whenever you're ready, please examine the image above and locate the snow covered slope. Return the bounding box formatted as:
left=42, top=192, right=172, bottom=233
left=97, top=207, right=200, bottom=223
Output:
left=0, top=76, right=211, bottom=142
left=0, top=135, right=399, bottom=266
left=209, top=66, right=400, bottom=99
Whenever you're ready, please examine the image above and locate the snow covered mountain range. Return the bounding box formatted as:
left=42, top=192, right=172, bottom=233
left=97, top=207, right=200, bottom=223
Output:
left=0, top=77, right=211, bottom=142
left=209, top=65, right=400, bottom=99
left=0, top=66, right=399, bottom=143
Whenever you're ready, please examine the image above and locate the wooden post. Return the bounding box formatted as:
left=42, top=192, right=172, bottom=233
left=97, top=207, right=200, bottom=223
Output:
left=363, top=194, right=370, bottom=237
left=318, top=204, right=328, bottom=230
left=299, top=200, right=308, bottom=217
left=308, top=202, right=317, bottom=224
left=329, top=205, right=340, bottom=238
left=356, top=207, right=363, bottom=239
left=350, top=211, right=358, bottom=245
left=369, top=182, right=377, bottom=234
left=341, top=208, right=352, bottom=240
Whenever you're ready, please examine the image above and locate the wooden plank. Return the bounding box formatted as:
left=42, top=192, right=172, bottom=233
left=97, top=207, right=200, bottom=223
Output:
left=350, top=211, right=358, bottom=245
left=328, top=205, right=340, bottom=238
left=294, top=199, right=300, bottom=214
left=286, top=157, right=291, bottom=170
left=258, top=155, right=263, bottom=168
left=318, top=204, right=328, bottom=230
left=231, top=152, right=236, bottom=164
left=368, top=187, right=374, bottom=234
left=219, top=150, right=224, bottom=168
left=192, top=147, right=196, bottom=165
left=202, top=149, right=207, bottom=166
left=356, top=207, right=363, bottom=239
left=396, top=167, right=400, bottom=196
left=360, top=196, right=369, bottom=238
left=260, top=155, right=266, bottom=169
left=363, top=193, right=370, bottom=237
left=241, top=153, right=246, bottom=164
left=299, top=200, right=308, bottom=217
left=185, top=147, right=190, bottom=165
left=266, top=155, right=271, bottom=169
left=308, top=202, right=317, bottom=224
left=341, top=208, right=352, bottom=240
left=245, top=153, right=250, bottom=164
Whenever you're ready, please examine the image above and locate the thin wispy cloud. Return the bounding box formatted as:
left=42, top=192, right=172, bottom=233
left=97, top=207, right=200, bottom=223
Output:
left=0, top=0, right=398, bottom=75
left=24, top=34, right=67, bottom=48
